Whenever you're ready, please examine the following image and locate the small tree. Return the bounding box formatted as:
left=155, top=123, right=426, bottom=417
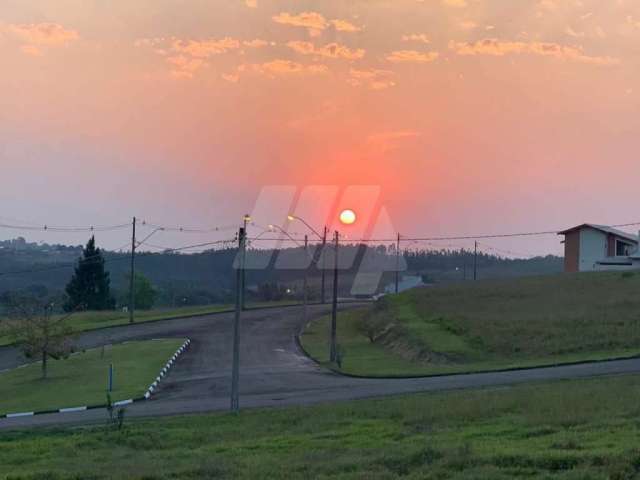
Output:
left=7, top=297, right=74, bottom=379
left=64, top=236, right=115, bottom=312
left=130, top=273, right=157, bottom=310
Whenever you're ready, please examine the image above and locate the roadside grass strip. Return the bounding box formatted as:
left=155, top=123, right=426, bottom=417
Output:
left=302, top=273, right=640, bottom=377
left=0, top=339, right=191, bottom=419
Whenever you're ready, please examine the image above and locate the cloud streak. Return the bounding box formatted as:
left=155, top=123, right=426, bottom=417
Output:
left=348, top=68, right=396, bottom=90
left=272, top=11, right=363, bottom=36
left=287, top=41, right=365, bottom=60
left=449, top=38, right=620, bottom=65
left=386, top=50, right=439, bottom=63
left=239, top=59, right=329, bottom=78
left=3, top=22, right=79, bottom=55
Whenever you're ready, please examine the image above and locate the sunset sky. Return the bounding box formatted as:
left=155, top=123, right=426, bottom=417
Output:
left=2, top=0, right=640, bottom=256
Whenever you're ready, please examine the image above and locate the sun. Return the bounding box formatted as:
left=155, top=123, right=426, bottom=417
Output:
left=339, top=209, right=357, bottom=225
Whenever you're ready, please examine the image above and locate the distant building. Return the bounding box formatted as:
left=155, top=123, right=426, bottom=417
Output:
left=558, top=224, right=639, bottom=272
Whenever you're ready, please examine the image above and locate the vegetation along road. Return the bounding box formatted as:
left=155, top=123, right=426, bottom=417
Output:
left=3, top=275, right=640, bottom=430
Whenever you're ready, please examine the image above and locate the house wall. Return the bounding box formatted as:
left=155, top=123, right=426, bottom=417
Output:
left=564, top=230, right=580, bottom=273
left=579, top=228, right=607, bottom=272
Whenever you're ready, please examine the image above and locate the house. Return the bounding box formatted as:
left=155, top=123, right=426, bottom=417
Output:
left=558, top=224, right=639, bottom=272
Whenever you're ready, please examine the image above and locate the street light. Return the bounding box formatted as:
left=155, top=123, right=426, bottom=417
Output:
left=287, top=215, right=328, bottom=304
left=269, top=224, right=312, bottom=325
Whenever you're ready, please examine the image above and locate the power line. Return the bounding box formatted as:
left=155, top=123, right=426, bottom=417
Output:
left=0, top=222, right=131, bottom=233
left=140, top=221, right=238, bottom=234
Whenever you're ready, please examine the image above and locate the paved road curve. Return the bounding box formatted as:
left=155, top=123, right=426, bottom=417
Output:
left=2, top=303, right=640, bottom=429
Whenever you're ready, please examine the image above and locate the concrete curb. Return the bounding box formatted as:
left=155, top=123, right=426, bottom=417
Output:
left=1, top=338, right=191, bottom=420
left=143, top=339, right=191, bottom=400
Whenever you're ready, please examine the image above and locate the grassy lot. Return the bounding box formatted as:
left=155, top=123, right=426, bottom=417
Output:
left=0, top=339, right=184, bottom=415
left=0, top=300, right=301, bottom=346
left=302, top=271, right=640, bottom=376
left=4, top=375, right=640, bottom=478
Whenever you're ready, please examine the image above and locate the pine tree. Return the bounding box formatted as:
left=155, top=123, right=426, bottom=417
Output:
left=64, top=236, right=115, bottom=312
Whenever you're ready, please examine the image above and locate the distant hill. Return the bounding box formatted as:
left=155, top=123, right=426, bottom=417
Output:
left=0, top=237, right=563, bottom=306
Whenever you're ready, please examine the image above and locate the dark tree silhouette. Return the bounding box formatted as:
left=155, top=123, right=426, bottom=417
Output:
left=64, top=236, right=115, bottom=311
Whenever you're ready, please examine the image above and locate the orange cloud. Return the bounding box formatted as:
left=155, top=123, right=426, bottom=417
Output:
left=386, top=50, right=439, bottom=63
left=272, top=12, right=362, bottom=36
left=331, top=19, right=362, bottom=32
left=239, top=59, right=329, bottom=78
left=166, top=55, right=207, bottom=78
left=459, top=20, right=478, bottom=30
left=449, top=38, right=620, bottom=65
left=3, top=22, right=79, bottom=55
left=171, top=37, right=240, bottom=57
left=5, top=23, right=78, bottom=45
left=243, top=39, right=270, bottom=48
left=244, top=0, right=257, bottom=8
left=272, top=11, right=328, bottom=36
left=348, top=68, right=396, bottom=90
left=287, top=41, right=365, bottom=60
left=402, top=33, right=431, bottom=44
left=136, top=36, right=262, bottom=78
left=222, top=73, right=240, bottom=83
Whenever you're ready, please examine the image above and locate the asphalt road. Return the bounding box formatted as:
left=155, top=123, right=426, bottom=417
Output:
left=3, top=303, right=640, bottom=429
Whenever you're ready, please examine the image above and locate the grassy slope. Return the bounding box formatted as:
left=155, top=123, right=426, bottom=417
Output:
left=302, top=271, right=640, bottom=376
left=4, top=375, right=640, bottom=478
left=0, top=300, right=301, bottom=346
left=0, top=339, right=183, bottom=415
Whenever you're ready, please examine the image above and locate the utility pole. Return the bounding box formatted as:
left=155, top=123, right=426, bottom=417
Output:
left=303, top=235, right=308, bottom=326
left=330, top=230, right=339, bottom=363
left=231, top=226, right=246, bottom=413
left=128, top=216, right=136, bottom=324
left=473, top=241, right=478, bottom=281
left=241, top=214, right=250, bottom=310
left=320, top=226, right=327, bottom=304
left=395, top=233, right=401, bottom=294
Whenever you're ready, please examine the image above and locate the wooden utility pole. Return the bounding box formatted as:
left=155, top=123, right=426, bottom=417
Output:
left=474, top=241, right=478, bottom=281
left=395, top=233, right=401, bottom=294
left=129, top=217, right=136, bottom=323
left=320, top=226, right=327, bottom=304
left=231, top=226, right=246, bottom=413
left=330, top=230, right=339, bottom=363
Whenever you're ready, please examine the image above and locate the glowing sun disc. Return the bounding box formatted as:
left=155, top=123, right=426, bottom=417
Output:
left=339, top=209, right=357, bottom=225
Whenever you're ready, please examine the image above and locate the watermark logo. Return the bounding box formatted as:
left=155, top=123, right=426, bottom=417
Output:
left=236, top=185, right=407, bottom=295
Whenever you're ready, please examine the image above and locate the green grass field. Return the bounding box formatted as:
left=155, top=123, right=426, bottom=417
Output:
left=302, top=271, right=640, bottom=376
left=4, top=375, right=640, bottom=478
left=0, top=339, right=184, bottom=415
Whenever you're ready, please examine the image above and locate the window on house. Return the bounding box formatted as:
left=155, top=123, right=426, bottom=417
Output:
left=616, top=240, right=631, bottom=256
